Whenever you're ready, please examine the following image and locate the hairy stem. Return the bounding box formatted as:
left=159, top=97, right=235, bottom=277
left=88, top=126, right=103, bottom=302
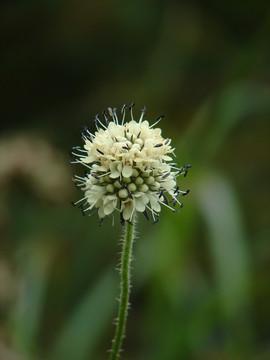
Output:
left=109, top=220, right=135, bottom=360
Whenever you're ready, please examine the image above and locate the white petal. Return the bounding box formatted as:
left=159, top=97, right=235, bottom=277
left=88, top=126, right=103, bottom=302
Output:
left=104, top=202, right=115, bottom=215
left=110, top=170, right=120, bottom=178
left=123, top=202, right=134, bottom=220
left=98, top=207, right=105, bottom=218
left=134, top=198, right=146, bottom=212
left=122, top=165, right=132, bottom=178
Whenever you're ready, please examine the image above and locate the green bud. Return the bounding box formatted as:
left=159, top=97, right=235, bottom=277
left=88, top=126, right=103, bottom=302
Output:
left=139, top=184, right=149, bottom=192
left=114, top=180, right=122, bottom=189
left=132, top=168, right=139, bottom=177
left=145, top=176, right=155, bottom=185
left=128, top=183, right=137, bottom=192
left=123, top=176, right=131, bottom=183
left=135, top=176, right=144, bottom=186
left=106, top=184, right=114, bottom=193
left=104, top=175, right=111, bottom=183
left=119, top=188, right=129, bottom=198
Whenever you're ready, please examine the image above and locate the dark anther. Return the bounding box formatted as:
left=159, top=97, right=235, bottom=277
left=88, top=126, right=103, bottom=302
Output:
left=182, top=189, right=190, bottom=196
left=158, top=190, right=164, bottom=199
left=178, top=165, right=192, bottom=177
left=170, top=199, right=177, bottom=206
left=144, top=166, right=148, bottom=171
left=120, top=212, right=125, bottom=226
left=153, top=217, right=159, bottom=225
left=137, top=131, right=141, bottom=138
left=91, top=173, right=100, bottom=179
left=183, top=164, right=192, bottom=177
left=143, top=210, right=150, bottom=221
left=79, top=204, right=85, bottom=216
left=118, top=179, right=123, bottom=186
left=163, top=195, right=169, bottom=205
left=89, top=208, right=98, bottom=217
left=173, top=209, right=180, bottom=213
left=126, top=219, right=133, bottom=226
left=162, top=172, right=170, bottom=179
left=127, top=189, right=133, bottom=198
left=165, top=139, right=170, bottom=145
left=174, top=186, right=179, bottom=194
left=81, top=126, right=93, bottom=142
left=122, top=146, right=129, bottom=150
left=70, top=201, right=76, bottom=206
left=157, top=115, right=165, bottom=122
left=99, top=218, right=104, bottom=227
left=141, top=106, right=146, bottom=115
left=96, top=149, right=104, bottom=155
left=121, top=104, right=127, bottom=113
left=129, top=102, right=135, bottom=110
left=154, top=143, right=163, bottom=148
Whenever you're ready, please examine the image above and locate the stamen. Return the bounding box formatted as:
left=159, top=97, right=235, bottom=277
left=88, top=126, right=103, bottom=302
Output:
left=102, top=110, right=109, bottom=125
left=120, top=212, right=125, bottom=226
left=150, top=115, right=164, bottom=129
left=159, top=200, right=179, bottom=212
left=113, top=108, right=119, bottom=125
left=143, top=210, right=150, bottom=221
left=89, top=208, right=98, bottom=217
left=182, top=189, right=190, bottom=196
left=95, top=114, right=107, bottom=130
left=154, top=143, right=163, bottom=148
left=71, top=151, right=87, bottom=158
left=139, top=106, right=146, bottom=124
left=121, top=104, right=127, bottom=124
left=72, top=147, right=88, bottom=153
left=98, top=171, right=111, bottom=177
left=96, top=149, right=104, bottom=155
left=129, top=102, right=135, bottom=121
left=79, top=204, right=86, bottom=216
left=73, top=159, right=92, bottom=170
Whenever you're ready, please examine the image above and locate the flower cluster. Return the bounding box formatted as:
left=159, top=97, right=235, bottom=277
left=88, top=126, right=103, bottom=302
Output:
left=71, top=104, right=191, bottom=225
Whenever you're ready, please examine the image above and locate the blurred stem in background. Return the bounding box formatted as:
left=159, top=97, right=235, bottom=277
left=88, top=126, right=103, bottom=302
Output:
left=110, top=219, right=135, bottom=360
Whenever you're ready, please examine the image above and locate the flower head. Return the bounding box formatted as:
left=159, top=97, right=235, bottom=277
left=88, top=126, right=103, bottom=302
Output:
left=71, top=104, right=191, bottom=225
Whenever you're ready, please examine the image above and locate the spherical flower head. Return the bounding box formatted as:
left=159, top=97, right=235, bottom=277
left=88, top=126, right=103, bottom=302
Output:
left=71, top=104, right=191, bottom=225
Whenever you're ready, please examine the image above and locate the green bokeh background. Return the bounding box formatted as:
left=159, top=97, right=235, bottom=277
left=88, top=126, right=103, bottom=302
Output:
left=1, top=1, right=270, bottom=360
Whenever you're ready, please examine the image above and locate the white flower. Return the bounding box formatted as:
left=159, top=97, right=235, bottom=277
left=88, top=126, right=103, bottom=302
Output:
left=71, top=104, right=191, bottom=225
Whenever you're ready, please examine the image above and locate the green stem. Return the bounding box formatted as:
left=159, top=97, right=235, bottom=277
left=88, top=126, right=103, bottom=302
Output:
left=109, top=220, right=135, bottom=360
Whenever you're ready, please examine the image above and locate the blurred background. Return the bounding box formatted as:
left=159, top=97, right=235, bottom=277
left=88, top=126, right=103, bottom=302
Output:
left=1, top=1, right=270, bottom=359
